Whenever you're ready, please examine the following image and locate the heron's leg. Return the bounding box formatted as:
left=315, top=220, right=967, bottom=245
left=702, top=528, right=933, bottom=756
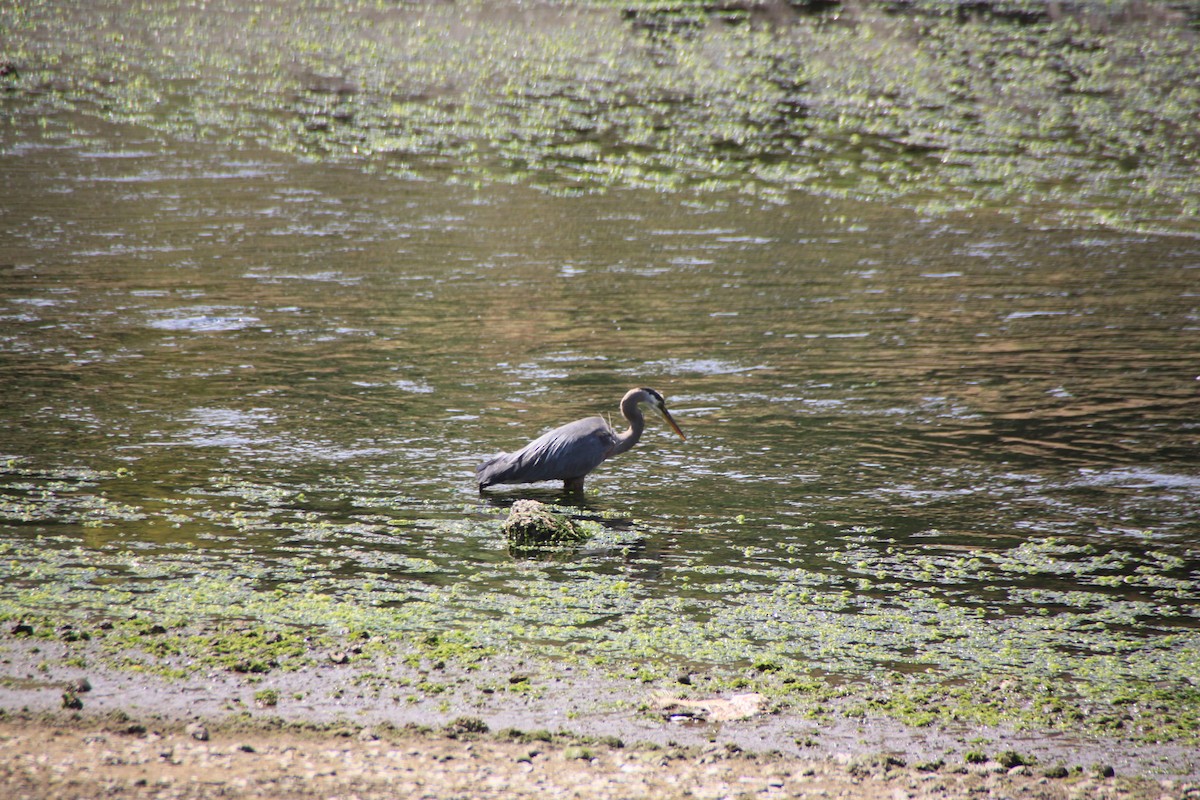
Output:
left=563, top=477, right=585, bottom=492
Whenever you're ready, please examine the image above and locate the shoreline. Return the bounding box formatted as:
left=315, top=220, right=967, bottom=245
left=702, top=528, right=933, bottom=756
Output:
left=1, top=712, right=1192, bottom=800
left=2, top=630, right=1197, bottom=799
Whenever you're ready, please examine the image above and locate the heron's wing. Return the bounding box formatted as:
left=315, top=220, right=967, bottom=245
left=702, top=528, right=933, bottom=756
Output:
left=478, top=417, right=617, bottom=486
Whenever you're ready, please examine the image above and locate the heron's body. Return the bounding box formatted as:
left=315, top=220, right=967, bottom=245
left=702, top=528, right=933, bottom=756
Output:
left=476, top=387, right=685, bottom=491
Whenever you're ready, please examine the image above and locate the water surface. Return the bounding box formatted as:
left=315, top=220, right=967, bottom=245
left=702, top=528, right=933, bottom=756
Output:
left=2, top=4, right=1198, bottom=727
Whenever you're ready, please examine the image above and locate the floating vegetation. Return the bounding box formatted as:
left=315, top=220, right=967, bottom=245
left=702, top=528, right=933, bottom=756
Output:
left=1, top=460, right=1197, bottom=743
left=2, top=0, right=1197, bottom=234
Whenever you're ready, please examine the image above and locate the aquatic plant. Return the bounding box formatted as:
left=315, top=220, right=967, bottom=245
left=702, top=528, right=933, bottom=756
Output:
left=2, top=0, right=1197, bottom=233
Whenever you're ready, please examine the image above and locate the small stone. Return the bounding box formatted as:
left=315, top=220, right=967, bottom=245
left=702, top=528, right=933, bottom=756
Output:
left=185, top=723, right=209, bottom=742
left=357, top=728, right=379, bottom=742
left=68, top=677, right=92, bottom=693
left=443, top=717, right=489, bottom=736
left=328, top=651, right=349, bottom=664
left=996, top=750, right=1030, bottom=769
left=58, top=625, right=89, bottom=642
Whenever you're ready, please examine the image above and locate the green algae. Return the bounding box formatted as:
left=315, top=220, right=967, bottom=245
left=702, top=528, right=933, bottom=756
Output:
left=2, top=0, right=1197, bottom=234
left=2, top=510, right=1196, bottom=743
left=503, top=500, right=595, bottom=551
left=6, top=463, right=1193, bottom=740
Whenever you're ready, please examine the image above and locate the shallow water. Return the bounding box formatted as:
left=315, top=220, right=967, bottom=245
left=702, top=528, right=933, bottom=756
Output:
left=1, top=4, right=1199, bottom=712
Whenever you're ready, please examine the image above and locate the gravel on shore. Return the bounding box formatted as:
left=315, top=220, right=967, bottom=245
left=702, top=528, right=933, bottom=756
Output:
left=2, top=717, right=1192, bottom=800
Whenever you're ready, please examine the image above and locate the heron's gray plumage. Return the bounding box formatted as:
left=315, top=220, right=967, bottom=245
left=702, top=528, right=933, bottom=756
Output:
left=476, top=417, right=617, bottom=488
left=476, top=387, right=685, bottom=491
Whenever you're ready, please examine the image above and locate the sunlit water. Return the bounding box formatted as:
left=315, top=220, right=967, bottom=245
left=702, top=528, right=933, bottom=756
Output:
left=2, top=108, right=1198, bottom=679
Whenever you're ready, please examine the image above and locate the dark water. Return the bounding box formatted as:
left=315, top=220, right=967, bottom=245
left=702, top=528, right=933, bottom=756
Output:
left=2, top=107, right=1198, bottom=680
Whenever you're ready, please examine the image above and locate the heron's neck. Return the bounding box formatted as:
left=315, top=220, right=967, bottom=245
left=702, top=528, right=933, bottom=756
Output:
left=612, top=394, right=646, bottom=456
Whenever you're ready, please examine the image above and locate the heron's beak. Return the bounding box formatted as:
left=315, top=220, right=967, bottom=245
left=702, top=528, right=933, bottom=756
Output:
left=658, top=405, right=686, bottom=441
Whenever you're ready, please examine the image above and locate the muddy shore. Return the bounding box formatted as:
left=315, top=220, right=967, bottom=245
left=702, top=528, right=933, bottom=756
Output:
left=1, top=715, right=1193, bottom=800
left=2, top=632, right=1197, bottom=799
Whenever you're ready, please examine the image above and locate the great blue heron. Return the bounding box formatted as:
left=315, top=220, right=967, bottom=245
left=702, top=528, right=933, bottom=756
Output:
left=476, top=387, right=686, bottom=491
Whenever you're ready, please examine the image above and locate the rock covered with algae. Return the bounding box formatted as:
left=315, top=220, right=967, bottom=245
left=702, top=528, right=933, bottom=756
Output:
left=502, top=500, right=590, bottom=549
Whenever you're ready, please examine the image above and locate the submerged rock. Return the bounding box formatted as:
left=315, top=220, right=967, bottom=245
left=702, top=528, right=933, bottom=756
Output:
left=502, top=500, right=590, bottom=549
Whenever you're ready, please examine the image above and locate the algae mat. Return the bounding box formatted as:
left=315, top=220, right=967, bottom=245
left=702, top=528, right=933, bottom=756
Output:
left=2, top=0, right=1198, bottom=234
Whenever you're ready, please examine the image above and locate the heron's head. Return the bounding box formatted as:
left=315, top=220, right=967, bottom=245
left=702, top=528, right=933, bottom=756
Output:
left=637, top=387, right=686, bottom=441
